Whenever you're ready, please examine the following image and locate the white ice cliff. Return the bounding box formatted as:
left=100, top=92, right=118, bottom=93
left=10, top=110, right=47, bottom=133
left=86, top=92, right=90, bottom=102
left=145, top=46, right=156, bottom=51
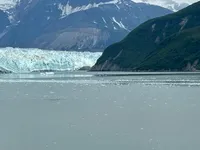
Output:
left=0, top=47, right=102, bottom=73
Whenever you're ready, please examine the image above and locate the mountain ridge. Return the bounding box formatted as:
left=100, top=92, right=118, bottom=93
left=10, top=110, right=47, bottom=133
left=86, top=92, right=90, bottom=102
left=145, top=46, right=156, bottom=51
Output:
left=132, top=0, right=191, bottom=11
left=0, top=0, right=172, bottom=51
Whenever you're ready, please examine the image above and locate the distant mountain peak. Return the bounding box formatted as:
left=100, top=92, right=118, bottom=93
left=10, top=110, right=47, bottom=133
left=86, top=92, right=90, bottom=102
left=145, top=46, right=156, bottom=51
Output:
left=132, top=0, right=193, bottom=11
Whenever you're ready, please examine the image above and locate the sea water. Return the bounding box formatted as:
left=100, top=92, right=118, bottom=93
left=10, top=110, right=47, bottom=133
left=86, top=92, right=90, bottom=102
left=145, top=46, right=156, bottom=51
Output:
left=0, top=72, right=200, bottom=150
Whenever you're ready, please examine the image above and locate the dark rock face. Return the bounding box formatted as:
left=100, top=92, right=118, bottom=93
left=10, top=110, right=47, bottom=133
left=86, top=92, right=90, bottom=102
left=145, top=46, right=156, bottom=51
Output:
left=0, top=10, right=10, bottom=34
left=78, top=66, right=91, bottom=71
left=92, top=1, right=200, bottom=71
left=0, top=0, right=172, bottom=51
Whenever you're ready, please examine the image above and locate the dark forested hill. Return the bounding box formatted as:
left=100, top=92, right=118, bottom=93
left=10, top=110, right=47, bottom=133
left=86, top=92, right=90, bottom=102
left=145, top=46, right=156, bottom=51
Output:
left=92, top=1, right=200, bottom=71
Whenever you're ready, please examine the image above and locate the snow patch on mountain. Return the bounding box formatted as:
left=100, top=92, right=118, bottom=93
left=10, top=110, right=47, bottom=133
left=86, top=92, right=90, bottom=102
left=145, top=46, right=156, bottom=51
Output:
left=0, top=0, right=20, bottom=11
left=58, top=0, right=120, bottom=18
left=112, top=17, right=129, bottom=31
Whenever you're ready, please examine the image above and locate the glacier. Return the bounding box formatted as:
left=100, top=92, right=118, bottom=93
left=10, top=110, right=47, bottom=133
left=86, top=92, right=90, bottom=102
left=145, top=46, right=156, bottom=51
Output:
left=0, top=47, right=102, bottom=73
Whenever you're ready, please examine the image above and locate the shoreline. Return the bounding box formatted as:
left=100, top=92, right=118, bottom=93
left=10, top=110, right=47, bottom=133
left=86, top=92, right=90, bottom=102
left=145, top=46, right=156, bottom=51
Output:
left=1, top=70, right=200, bottom=76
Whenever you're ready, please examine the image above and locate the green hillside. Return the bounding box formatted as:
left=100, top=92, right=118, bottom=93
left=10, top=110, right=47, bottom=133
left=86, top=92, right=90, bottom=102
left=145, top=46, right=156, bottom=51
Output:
left=138, top=26, right=200, bottom=71
left=92, top=1, right=200, bottom=71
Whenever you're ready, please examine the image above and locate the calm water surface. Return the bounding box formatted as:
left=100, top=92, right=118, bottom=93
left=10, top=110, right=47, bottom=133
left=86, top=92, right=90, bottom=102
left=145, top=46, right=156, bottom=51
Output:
left=0, top=72, right=200, bottom=150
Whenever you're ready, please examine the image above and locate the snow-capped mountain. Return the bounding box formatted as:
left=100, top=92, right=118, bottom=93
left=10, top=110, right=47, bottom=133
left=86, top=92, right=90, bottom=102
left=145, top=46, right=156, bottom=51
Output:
left=0, top=0, right=172, bottom=51
left=132, top=0, right=194, bottom=11
left=0, top=0, right=20, bottom=11
left=0, top=0, right=21, bottom=22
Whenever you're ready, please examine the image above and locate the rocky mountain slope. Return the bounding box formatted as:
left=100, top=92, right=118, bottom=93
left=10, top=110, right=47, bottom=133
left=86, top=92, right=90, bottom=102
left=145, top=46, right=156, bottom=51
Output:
left=0, top=10, right=9, bottom=33
left=0, top=0, right=172, bottom=51
left=92, top=1, right=200, bottom=71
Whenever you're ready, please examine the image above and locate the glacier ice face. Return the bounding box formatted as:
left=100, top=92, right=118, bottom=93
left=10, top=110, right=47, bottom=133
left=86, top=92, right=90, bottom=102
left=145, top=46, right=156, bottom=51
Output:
left=0, top=47, right=102, bottom=73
